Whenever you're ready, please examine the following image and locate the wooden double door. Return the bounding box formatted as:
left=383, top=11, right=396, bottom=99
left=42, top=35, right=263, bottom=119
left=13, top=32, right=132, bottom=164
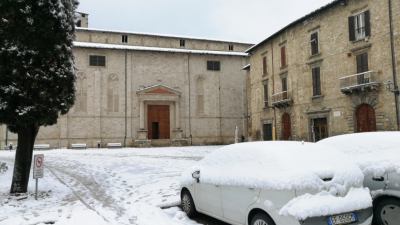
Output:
left=356, top=104, right=376, bottom=132
left=147, top=105, right=170, bottom=139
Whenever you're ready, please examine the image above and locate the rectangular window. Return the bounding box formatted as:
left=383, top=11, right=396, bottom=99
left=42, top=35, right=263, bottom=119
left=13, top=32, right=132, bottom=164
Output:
left=180, top=39, right=186, bottom=47
left=280, top=46, right=287, bottom=68
left=310, top=32, right=319, bottom=55
left=312, top=67, right=321, bottom=96
left=356, top=52, right=369, bottom=73
left=122, top=35, right=128, bottom=43
left=229, top=44, right=234, bottom=51
left=281, top=77, right=288, bottom=92
left=349, top=11, right=371, bottom=41
left=89, top=55, right=106, bottom=67
left=207, top=61, right=221, bottom=71
left=263, top=80, right=269, bottom=108
left=262, top=56, right=267, bottom=75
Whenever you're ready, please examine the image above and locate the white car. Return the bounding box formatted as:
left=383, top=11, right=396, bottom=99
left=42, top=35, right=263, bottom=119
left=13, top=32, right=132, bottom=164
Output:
left=180, top=141, right=373, bottom=225
left=319, top=132, right=400, bottom=225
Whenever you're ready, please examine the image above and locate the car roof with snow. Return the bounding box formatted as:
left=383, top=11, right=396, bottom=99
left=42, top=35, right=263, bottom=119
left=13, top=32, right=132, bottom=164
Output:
left=181, top=141, right=364, bottom=191
left=318, top=132, right=400, bottom=175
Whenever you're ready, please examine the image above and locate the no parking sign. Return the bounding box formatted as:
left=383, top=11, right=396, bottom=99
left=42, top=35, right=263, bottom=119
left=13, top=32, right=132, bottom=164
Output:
left=33, top=154, right=44, bottom=200
left=33, top=154, right=44, bottom=179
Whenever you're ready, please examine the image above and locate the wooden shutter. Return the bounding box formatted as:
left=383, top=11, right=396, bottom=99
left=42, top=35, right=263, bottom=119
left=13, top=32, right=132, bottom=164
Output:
left=312, top=67, right=321, bottom=96
left=365, top=11, right=371, bottom=37
left=357, top=53, right=369, bottom=73
left=311, top=32, right=319, bottom=55
left=281, top=46, right=286, bottom=67
left=263, top=80, right=268, bottom=106
left=282, top=77, right=287, bottom=92
left=349, top=16, right=356, bottom=41
left=263, top=57, right=267, bottom=75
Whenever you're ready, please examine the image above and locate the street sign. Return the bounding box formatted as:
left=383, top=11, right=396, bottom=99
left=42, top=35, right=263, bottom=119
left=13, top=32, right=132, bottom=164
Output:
left=33, top=154, right=44, bottom=200
left=33, top=154, right=44, bottom=179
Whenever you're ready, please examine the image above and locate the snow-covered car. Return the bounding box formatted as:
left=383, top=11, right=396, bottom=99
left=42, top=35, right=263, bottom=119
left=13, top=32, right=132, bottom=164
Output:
left=319, top=132, right=400, bottom=225
left=180, top=141, right=373, bottom=225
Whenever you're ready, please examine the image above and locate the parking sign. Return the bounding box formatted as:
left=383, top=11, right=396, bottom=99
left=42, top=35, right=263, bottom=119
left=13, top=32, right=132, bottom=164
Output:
left=33, top=154, right=44, bottom=179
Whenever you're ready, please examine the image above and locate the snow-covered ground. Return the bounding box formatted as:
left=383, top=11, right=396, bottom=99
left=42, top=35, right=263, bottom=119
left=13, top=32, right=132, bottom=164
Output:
left=0, top=146, right=221, bottom=225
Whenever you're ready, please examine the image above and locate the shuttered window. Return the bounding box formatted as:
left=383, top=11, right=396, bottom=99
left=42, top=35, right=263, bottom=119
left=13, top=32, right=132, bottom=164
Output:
left=356, top=53, right=369, bottom=73
left=280, top=46, right=287, bottom=67
left=263, top=80, right=269, bottom=107
left=281, top=77, right=288, bottom=92
left=262, top=56, right=267, bottom=75
left=312, top=67, right=321, bottom=96
left=89, top=55, right=106, bottom=67
left=349, top=10, right=371, bottom=41
left=310, top=32, right=319, bottom=55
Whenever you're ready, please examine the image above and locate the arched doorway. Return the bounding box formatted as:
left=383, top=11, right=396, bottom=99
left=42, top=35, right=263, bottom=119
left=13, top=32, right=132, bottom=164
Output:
left=356, top=104, right=376, bottom=132
left=281, top=113, right=291, bottom=140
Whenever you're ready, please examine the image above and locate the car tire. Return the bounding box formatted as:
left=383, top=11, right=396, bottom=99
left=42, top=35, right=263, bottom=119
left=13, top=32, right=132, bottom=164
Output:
left=181, top=190, right=197, bottom=218
left=250, top=212, right=276, bottom=225
left=374, top=197, right=400, bottom=225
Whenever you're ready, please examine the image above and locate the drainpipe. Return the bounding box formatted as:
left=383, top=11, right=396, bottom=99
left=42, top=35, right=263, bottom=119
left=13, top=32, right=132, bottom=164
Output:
left=187, top=54, right=192, bottom=145
left=124, top=50, right=128, bottom=147
left=271, top=41, right=277, bottom=140
left=388, top=0, right=400, bottom=130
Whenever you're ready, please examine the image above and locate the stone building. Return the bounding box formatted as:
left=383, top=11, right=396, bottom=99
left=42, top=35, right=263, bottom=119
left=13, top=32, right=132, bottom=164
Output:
left=247, top=0, right=400, bottom=142
left=0, top=14, right=252, bottom=148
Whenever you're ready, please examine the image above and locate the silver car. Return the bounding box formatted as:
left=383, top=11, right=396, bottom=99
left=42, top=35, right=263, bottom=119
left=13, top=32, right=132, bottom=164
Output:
left=319, top=132, right=400, bottom=225
left=180, top=141, right=373, bottom=225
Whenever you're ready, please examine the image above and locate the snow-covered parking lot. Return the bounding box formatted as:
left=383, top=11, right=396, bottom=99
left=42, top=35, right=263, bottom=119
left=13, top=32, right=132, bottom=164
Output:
left=0, top=146, right=222, bottom=225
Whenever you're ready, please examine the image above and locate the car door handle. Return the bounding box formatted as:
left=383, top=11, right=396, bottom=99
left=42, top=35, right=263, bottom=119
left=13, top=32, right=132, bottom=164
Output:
left=373, top=176, right=385, bottom=182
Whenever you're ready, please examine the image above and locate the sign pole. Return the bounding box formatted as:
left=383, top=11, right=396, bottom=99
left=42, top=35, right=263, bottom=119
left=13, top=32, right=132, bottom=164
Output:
left=35, top=178, right=38, bottom=200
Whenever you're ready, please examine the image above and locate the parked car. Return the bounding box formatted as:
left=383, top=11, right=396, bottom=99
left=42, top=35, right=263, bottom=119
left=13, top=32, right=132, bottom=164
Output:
left=180, top=141, right=373, bottom=225
left=319, top=132, right=400, bottom=225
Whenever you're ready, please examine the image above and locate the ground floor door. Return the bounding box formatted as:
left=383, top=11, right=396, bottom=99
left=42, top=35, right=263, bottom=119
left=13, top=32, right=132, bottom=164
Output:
left=312, top=118, right=328, bottom=142
left=147, top=105, right=170, bottom=139
left=356, top=104, right=376, bottom=132
left=281, top=113, right=291, bottom=140
left=263, top=123, right=273, bottom=141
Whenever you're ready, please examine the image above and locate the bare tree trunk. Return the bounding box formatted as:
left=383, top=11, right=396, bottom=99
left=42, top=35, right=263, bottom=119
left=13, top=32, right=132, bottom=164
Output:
left=10, top=124, right=39, bottom=194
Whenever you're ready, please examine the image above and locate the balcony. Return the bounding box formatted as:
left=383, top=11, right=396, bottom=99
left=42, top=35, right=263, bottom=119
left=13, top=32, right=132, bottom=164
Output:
left=340, top=71, right=380, bottom=94
left=272, top=91, right=292, bottom=108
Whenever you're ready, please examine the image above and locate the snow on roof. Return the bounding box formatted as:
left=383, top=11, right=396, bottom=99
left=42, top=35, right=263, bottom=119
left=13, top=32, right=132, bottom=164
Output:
left=242, top=64, right=251, bottom=70
left=76, top=27, right=253, bottom=46
left=73, top=41, right=249, bottom=57
left=318, top=132, right=400, bottom=176
left=280, top=187, right=372, bottom=220
left=181, top=141, right=364, bottom=192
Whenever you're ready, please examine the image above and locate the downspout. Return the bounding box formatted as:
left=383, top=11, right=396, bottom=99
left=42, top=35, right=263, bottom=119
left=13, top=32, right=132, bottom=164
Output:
left=271, top=41, right=277, bottom=140
left=187, top=54, right=192, bottom=145
left=124, top=50, right=128, bottom=147
left=388, top=0, right=400, bottom=130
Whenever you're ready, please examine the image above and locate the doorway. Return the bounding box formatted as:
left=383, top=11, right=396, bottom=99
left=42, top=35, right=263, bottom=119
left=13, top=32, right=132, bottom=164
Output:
left=263, top=123, right=273, bottom=141
left=356, top=104, right=376, bottom=132
left=312, top=117, right=328, bottom=142
left=281, top=113, right=291, bottom=140
left=147, top=105, right=170, bottom=139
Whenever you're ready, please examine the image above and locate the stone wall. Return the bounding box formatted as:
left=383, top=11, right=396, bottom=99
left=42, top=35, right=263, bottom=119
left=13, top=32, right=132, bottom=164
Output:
left=248, top=0, right=399, bottom=141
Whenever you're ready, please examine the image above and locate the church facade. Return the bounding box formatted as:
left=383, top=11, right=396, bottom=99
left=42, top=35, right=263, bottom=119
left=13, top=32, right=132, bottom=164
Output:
left=0, top=14, right=252, bottom=148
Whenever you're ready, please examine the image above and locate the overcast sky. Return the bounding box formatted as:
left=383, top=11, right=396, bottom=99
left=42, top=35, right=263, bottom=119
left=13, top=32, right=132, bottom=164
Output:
left=78, top=0, right=333, bottom=44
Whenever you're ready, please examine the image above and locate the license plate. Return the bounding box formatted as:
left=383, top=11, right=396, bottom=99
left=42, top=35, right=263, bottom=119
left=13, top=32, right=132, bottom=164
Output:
left=327, top=213, right=358, bottom=225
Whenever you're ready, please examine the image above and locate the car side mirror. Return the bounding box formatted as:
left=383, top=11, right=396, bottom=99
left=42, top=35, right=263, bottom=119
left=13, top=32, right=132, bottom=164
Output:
left=192, top=171, right=200, bottom=183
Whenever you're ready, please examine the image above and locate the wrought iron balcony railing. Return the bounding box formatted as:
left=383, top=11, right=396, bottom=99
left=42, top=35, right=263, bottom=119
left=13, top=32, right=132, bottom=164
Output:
left=339, top=71, right=379, bottom=94
left=271, top=91, right=292, bottom=107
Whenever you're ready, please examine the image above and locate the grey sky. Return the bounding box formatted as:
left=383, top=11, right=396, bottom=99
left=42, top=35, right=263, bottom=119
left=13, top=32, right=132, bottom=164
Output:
left=78, top=0, right=333, bottom=44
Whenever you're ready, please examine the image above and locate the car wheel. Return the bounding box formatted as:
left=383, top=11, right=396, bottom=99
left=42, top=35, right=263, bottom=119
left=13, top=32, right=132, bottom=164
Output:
left=250, top=213, right=275, bottom=225
left=374, top=197, right=400, bottom=225
left=181, top=190, right=197, bottom=218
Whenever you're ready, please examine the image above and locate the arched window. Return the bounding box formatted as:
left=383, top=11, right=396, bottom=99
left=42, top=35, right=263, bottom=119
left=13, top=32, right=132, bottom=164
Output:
left=196, top=77, right=205, bottom=115
left=75, top=72, right=87, bottom=113
left=107, top=74, right=119, bottom=113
